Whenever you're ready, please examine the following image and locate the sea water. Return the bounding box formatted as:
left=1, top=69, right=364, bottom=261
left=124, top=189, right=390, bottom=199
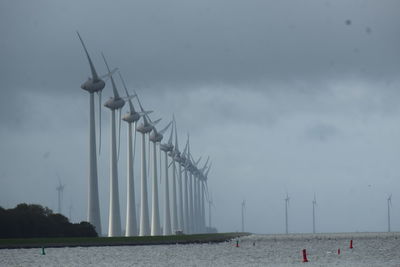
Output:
left=1, top=232, right=399, bottom=266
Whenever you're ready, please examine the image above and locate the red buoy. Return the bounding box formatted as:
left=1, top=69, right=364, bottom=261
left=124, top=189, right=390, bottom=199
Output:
left=302, top=249, right=309, bottom=262
left=338, top=248, right=341, bottom=255
left=349, top=240, right=353, bottom=249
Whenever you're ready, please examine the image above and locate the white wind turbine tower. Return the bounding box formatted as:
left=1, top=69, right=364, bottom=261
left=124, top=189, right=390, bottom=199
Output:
left=56, top=179, right=65, bottom=214
left=136, top=96, right=159, bottom=236
left=241, top=200, right=246, bottom=232
left=171, top=118, right=185, bottom=232
left=118, top=72, right=141, bottom=236
left=149, top=120, right=172, bottom=236
left=186, top=138, right=196, bottom=233
left=169, top=136, right=180, bottom=234
left=160, top=123, right=174, bottom=235
left=189, top=155, right=204, bottom=233
left=208, top=189, right=214, bottom=230
left=192, top=159, right=201, bottom=233
left=312, top=193, right=317, bottom=234
left=285, top=193, right=290, bottom=234
left=77, top=32, right=110, bottom=235
left=387, top=194, right=392, bottom=232
left=180, top=138, right=190, bottom=233
left=199, top=158, right=210, bottom=232
left=102, top=54, right=126, bottom=237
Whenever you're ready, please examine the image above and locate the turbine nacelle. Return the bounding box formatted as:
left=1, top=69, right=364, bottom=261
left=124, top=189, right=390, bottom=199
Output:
left=122, top=111, right=141, bottom=123
left=81, top=78, right=105, bottom=93
left=136, top=123, right=153, bottom=134
left=104, top=97, right=125, bottom=110
left=149, top=131, right=163, bottom=143
left=160, top=143, right=174, bottom=152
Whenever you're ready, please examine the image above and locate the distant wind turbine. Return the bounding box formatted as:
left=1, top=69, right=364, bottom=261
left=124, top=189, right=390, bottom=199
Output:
left=136, top=95, right=160, bottom=236
left=312, top=193, right=317, bottom=234
left=56, top=179, right=65, bottom=214
left=208, top=190, right=214, bottom=229
left=149, top=120, right=172, bottom=236
left=387, top=194, right=392, bottom=232
left=285, top=193, right=290, bottom=234
left=171, top=117, right=185, bottom=232
left=119, top=72, right=140, bottom=237
left=68, top=203, right=73, bottom=222
left=160, top=122, right=174, bottom=235
left=241, top=200, right=245, bottom=232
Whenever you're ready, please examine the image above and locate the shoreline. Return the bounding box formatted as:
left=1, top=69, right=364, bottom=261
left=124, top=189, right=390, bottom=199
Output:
left=0, top=232, right=250, bottom=249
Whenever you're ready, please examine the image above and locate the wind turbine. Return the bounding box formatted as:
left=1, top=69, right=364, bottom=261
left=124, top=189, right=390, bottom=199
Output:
left=189, top=154, right=202, bottom=233
left=168, top=137, right=180, bottom=234
left=180, top=138, right=190, bottom=233
left=208, top=189, right=214, bottom=230
left=387, top=194, right=392, bottom=232
left=77, top=31, right=106, bottom=235
left=56, top=179, right=65, bottom=214
left=186, top=136, right=195, bottom=233
left=68, top=203, right=73, bottom=222
left=135, top=96, right=161, bottom=236
left=312, top=193, right=317, bottom=234
left=119, top=72, right=140, bottom=236
left=149, top=120, right=172, bottom=236
left=160, top=122, right=174, bottom=235
left=285, top=193, right=290, bottom=234
left=171, top=118, right=185, bottom=232
left=199, top=157, right=210, bottom=232
left=102, top=54, right=126, bottom=237
left=241, top=200, right=246, bottom=232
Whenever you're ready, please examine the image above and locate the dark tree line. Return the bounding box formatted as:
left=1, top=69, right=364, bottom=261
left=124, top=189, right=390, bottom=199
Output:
left=0, top=203, right=98, bottom=238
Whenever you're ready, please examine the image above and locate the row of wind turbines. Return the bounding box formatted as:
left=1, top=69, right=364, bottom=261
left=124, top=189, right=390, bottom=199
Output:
left=77, top=32, right=212, bottom=237
left=241, top=193, right=394, bottom=233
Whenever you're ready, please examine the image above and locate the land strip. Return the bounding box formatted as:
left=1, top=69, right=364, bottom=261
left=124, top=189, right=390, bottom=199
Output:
left=0, top=232, right=250, bottom=249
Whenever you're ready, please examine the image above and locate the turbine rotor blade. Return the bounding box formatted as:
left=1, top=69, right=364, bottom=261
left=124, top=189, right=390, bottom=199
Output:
left=101, top=53, right=120, bottom=99
left=101, top=67, right=118, bottom=81
left=167, top=121, right=174, bottom=145
left=76, top=31, right=99, bottom=80
left=159, top=121, right=172, bottom=135
left=118, top=72, right=136, bottom=112
left=173, top=116, right=179, bottom=151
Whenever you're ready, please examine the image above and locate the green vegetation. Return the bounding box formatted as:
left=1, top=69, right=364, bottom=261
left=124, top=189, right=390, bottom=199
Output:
left=0, top=233, right=250, bottom=249
left=0, top=204, right=97, bottom=239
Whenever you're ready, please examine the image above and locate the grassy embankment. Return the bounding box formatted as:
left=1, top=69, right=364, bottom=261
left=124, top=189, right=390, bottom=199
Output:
left=0, top=232, right=250, bottom=249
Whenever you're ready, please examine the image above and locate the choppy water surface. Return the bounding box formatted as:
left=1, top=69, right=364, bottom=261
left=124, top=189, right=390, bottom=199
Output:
left=1, top=232, right=400, bottom=266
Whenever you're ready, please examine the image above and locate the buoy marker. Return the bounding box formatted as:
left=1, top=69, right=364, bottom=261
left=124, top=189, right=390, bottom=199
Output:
left=41, top=247, right=46, bottom=255
left=349, top=239, right=353, bottom=249
left=338, top=248, right=341, bottom=255
left=302, top=249, right=309, bottom=262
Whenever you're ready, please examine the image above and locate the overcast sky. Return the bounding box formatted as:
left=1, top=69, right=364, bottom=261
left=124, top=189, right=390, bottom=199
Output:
left=0, top=0, right=400, bottom=235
